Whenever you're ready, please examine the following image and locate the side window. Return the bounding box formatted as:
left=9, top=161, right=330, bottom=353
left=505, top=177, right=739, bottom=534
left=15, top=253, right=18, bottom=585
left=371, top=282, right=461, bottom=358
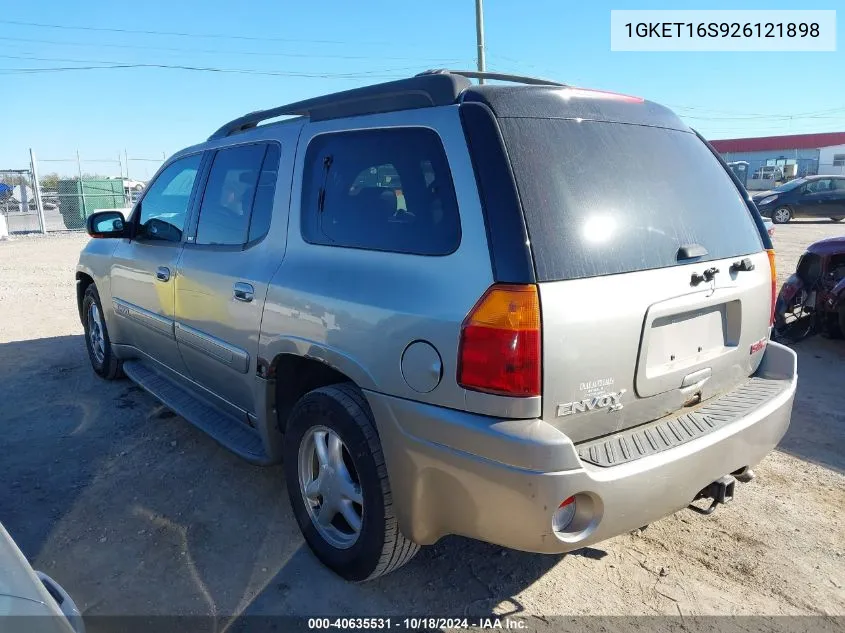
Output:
left=806, top=179, right=832, bottom=194
left=301, top=128, right=461, bottom=256
left=831, top=179, right=845, bottom=192
left=137, top=154, right=202, bottom=242
left=195, top=144, right=268, bottom=246
left=248, top=144, right=281, bottom=243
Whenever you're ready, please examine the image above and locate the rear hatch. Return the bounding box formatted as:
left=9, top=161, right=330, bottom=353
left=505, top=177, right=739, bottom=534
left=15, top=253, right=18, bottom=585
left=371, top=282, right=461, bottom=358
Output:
left=499, top=115, right=771, bottom=443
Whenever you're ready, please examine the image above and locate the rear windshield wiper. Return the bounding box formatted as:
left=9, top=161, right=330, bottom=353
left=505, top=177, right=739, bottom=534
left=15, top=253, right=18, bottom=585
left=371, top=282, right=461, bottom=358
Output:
left=677, top=243, right=708, bottom=261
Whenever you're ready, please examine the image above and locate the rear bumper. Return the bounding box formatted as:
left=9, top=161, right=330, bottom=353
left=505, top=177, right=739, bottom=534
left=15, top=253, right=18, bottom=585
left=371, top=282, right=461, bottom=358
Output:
left=366, top=341, right=797, bottom=553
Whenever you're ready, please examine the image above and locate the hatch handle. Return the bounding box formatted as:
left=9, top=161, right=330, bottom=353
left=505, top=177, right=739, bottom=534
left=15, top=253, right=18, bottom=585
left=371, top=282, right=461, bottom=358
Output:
left=691, top=267, right=720, bottom=286
left=731, top=257, right=755, bottom=272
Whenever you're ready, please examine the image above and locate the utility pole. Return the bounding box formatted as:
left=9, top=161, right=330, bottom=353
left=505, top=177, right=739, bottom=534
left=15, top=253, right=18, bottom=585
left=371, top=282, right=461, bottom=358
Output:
left=475, top=0, right=486, bottom=84
left=29, top=149, right=46, bottom=234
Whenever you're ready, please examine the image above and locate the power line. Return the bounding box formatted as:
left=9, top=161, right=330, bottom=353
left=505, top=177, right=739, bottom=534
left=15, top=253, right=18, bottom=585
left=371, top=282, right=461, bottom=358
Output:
left=670, top=103, right=845, bottom=118
left=0, top=35, right=463, bottom=64
left=0, top=63, right=408, bottom=79
left=0, top=53, right=432, bottom=77
left=0, top=18, right=414, bottom=47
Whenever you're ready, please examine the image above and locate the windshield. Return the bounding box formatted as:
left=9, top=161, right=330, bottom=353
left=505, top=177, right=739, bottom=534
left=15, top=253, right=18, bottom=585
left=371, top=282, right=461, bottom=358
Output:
left=773, top=178, right=806, bottom=192
left=499, top=118, right=763, bottom=282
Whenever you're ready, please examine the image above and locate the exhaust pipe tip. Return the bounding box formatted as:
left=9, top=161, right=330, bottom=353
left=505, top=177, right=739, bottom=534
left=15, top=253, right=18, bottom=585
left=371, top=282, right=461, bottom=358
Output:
left=733, top=467, right=755, bottom=483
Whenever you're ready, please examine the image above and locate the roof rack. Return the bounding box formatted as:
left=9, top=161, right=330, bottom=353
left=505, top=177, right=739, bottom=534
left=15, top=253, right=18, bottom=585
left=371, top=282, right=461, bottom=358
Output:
left=208, top=72, right=472, bottom=140
left=416, top=69, right=567, bottom=87
left=208, top=69, right=566, bottom=141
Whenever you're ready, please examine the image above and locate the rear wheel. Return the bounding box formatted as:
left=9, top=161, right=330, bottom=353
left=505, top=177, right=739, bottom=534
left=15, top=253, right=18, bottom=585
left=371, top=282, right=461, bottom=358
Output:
left=82, top=285, right=123, bottom=380
left=772, top=207, right=792, bottom=224
left=283, top=383, right=419, bottom=581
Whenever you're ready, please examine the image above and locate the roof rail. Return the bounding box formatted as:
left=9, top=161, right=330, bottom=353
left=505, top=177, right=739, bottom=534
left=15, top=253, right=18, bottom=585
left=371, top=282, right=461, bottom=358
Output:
left=208, top=72, right=472, bottom=141
left=417, top=69, right=567, bottom=87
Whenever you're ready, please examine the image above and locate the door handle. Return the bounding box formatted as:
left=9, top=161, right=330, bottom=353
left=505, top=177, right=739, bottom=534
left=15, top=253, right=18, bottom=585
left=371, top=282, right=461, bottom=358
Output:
left=233, top=282, right=254, bottom=303
left=156, top=266, right=171, bottom=282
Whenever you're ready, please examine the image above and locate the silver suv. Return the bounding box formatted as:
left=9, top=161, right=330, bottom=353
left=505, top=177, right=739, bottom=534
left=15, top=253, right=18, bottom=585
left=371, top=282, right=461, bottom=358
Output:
left=76, top=70, right=798, bottom=581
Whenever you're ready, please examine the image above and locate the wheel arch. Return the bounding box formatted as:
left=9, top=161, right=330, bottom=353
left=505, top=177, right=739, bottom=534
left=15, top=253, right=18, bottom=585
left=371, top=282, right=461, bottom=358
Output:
left=75, top=270, right=96, bottom=324
left=258, top=337, right=376, bottom=433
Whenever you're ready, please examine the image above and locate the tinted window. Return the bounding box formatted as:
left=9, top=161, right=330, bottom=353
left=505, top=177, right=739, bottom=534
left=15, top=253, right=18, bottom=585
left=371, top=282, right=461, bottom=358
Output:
left=805, top=179, right=832, bottom=194
left=196, top=144, right=268, bottom=245
left=774, top=178, right=805, bottom=192
left=137, top=154, right=202, bottom=242
left=301, top=128, right=460, bottom=256
left=248, top=144, right=281, bottom=242
left=832, top=179, right=845, bottom=192
left=499, top=118, right=763, bottom=281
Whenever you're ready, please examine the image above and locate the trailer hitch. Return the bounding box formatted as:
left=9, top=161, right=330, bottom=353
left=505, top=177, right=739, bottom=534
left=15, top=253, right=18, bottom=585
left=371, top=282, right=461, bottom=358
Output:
left=688, top=475, right=735, bottom=516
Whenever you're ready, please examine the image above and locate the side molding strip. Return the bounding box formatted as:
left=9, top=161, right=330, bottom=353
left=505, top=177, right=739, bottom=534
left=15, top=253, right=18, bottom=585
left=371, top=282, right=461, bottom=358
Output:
left=174, top=322, right=250, bottom=374
left=113, top=298, right=174, bottom=338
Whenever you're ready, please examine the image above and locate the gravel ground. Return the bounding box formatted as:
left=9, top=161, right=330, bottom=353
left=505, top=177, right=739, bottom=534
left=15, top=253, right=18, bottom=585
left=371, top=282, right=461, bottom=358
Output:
left=0, top=222, right=843, bottom=627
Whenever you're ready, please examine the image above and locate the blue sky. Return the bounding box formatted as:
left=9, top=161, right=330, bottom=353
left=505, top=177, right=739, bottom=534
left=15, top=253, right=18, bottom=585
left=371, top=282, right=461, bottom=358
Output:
left=1, top=0, right=842, bottom=178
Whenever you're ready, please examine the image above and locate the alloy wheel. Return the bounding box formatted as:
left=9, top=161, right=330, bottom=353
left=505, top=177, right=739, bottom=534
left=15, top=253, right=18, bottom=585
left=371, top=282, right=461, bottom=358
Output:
left=297, top=425, right=364, bottom=549
left=87, top=303, right=105, bottom=364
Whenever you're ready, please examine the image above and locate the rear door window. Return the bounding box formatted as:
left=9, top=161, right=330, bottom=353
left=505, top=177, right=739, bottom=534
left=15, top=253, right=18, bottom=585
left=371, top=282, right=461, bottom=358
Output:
left=195, top=143, right=280, bottom=246
left=499, top=118, right=763, bottom=281
left=301, top=128, right=461, bottom=256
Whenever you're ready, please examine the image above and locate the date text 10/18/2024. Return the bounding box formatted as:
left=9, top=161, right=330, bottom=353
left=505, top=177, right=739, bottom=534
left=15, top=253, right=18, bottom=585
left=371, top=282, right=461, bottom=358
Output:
left=308, top=617, right=527, bottom=630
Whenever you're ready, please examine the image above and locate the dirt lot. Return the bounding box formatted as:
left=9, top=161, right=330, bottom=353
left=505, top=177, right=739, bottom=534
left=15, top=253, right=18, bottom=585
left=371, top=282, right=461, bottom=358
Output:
left=1, top=221, right=843, bottom=627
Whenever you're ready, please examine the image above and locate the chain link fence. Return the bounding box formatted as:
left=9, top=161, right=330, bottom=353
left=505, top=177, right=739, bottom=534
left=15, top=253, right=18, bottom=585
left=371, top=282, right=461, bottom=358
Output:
left=0, top=150, right=165, bottom=234
left=0, top=166, right=44, bottom=234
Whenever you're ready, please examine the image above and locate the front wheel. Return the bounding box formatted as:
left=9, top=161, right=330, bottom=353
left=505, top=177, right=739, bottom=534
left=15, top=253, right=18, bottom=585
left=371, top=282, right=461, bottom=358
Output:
left=772, top=207, right=792, bottom=224
left=283, top=383, right=419, bottom=581
left=82, top=285, right=123, bottom=380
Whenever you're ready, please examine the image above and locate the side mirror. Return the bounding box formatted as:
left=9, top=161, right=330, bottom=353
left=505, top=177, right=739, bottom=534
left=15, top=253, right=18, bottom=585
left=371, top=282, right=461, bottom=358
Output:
left=86, top=211, right=127, bottom=238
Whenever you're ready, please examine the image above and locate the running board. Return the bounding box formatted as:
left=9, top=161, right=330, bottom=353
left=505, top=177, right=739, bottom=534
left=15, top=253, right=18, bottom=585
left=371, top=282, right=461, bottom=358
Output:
left=123, top=360, right=273, bottom=465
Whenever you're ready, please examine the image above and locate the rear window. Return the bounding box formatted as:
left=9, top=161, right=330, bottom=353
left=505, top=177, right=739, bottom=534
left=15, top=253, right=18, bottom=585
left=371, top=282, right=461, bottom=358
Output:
left=499, top=118, right=763, bottom=282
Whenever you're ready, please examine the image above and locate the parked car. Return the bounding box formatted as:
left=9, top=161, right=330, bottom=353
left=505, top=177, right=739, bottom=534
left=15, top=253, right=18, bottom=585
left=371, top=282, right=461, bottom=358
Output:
left=76, top=70, right=797, bottom=581
left=774, top=236, right=845, bottom=340
left=753, top=175, right=845, bottom=224
left=0, top=524, right=84, bottom=633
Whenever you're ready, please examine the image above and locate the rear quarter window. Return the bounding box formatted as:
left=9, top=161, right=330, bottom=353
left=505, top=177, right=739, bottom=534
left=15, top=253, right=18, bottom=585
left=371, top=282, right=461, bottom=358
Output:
left=300, top=127, right=461, bottom=256
left=499, top=118, right=763, bottom=281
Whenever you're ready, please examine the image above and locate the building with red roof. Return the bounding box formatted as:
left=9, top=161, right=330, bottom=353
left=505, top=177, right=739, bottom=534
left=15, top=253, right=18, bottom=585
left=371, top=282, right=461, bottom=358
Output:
left=708, top=132, right=845, bottom=188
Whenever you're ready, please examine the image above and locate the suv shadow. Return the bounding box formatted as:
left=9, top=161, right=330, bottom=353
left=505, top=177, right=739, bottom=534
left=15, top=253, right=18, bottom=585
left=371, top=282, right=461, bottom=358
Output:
left=776, top=336, right=845, bottom=474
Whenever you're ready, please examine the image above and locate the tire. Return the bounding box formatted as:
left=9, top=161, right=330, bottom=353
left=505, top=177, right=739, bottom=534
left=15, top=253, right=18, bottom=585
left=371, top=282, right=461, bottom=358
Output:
left=82, top=284, right=123, bottom=380
left=830, top=217, right=844, bottom=222
left=283, top=383, right=419, bottom=581
left=772, top=207, right=792, bottom=224
left=840, top=306, right=845, bottom=338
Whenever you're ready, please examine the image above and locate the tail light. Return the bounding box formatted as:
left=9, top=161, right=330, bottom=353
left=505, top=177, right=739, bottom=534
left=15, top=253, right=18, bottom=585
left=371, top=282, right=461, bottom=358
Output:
left=457, top=284, right=541, bottom=397
left=767, top=249, right=777, bottom=325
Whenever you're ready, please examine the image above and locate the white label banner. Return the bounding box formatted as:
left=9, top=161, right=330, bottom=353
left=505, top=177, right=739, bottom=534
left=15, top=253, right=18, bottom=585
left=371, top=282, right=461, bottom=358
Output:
left=611, top=10, right=836, bottom=52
